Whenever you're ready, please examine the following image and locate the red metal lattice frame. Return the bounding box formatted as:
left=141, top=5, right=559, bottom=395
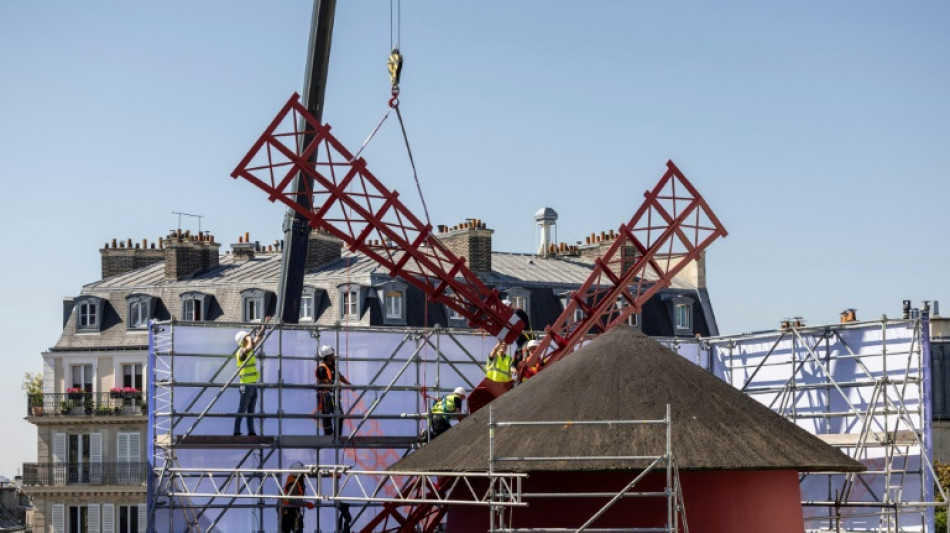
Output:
left=232, top=94, right=726, bottom=533
left=231, top=93, right=524, bottom=344
left=467, top=160, right=728, bottom=411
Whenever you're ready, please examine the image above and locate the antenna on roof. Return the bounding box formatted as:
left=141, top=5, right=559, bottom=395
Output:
left=172, top=211, right=204, bottom=234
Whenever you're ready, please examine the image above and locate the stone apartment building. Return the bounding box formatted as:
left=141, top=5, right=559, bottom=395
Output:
left=22, top=214, right=717, bottom=532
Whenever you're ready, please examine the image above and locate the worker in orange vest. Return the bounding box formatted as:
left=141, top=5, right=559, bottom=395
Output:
left=280, top=462, right=314, bottom=533
left=519, top=339, right=544, bottom=380
left=316, top=345, right=350, bottom=436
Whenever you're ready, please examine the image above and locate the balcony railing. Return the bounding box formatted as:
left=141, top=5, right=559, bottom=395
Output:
left=22, top=462, right=147, bottom=486
left=25, top=392, right=146, bottom=418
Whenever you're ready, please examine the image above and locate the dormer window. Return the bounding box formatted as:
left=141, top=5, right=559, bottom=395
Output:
left=181, top=292, right=210, bottom=322
left=506, top=288, right=530, bottom=317
left=379, top=281, right=407, bottom=326
left=615, top=299, right=639, bottom=328
left=300, top=286, right=317, bottom=322
left=665, top=295, right=695, bottom=336
left=75, top=296, right=103, bottom=332
left=338, top=283, right=363, bottom=320
left=241, top=288, right=274, bottom=322
left=126, top=294, right=155, bottom=330
left=675, top=303, right=691, bottom=330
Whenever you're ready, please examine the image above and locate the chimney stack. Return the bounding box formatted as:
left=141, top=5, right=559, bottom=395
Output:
left=164, top=230, right=221, bottom=280
left=434, top=219, right=494, bottom=273
left=306, top=229, right=343, bottom=269
left=230, top=232, right=256, bottom=261
left=100, top=237, right=164, bottom=279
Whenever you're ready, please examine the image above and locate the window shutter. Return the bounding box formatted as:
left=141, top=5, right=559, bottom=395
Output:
left=88, top=503, right=101, bottom=533
left=129, top=432, right=141, bottom=461
left=43, top=357, right=54, bottom=394
left=101, top=504, right=115, bottom=533
left=90, top=433, right=102, bottom=463
left=138, top=503, right=148, bottom=532
left=53, top=433, right=65, bottom=463
left=117, top=433, right=130, bottom=463
left=51, top=503, right=64, bottom=533
left=90, top=432, right=103, bottom=484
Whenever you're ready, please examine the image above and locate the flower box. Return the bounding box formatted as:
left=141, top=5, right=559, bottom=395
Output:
left=66, top=388, right=87, bottom=400
left=111, top=387, right=141, bottom=400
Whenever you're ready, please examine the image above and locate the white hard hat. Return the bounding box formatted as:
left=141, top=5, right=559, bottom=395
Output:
left=502, top=299, right=512, bottom=307
left=453, top=386, right=466, bottom=398
left=526, top=339, right=540, bottom=349
left=291, top=461, right=304, bottom=470
left=319, top=345, right=335, bottom=357
left=235, top=331, right=249, bottom=345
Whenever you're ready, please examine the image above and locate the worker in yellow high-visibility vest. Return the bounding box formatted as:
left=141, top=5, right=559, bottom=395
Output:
left=485, top=340, right=513, bottom=383
left=425, top=387, right=466, bottom=441
left=233, top=317, right=268, bottom=436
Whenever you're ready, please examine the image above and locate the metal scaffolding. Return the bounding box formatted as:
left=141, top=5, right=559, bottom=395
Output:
left=665, top=315, right=947, bottom=533
left=147, top=321, right=502, bottom=532
left=147, top=316, right=948, bottom=532
left=487, top=404, right=688, bottom=533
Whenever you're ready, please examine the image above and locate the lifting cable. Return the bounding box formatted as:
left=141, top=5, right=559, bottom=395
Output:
left=352, top=0, right=431, bottom=227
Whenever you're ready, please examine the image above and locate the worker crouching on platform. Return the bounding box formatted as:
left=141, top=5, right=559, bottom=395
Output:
left=280, top=462, right=314, bottom=533
left=316, top=345, right=350, bottom=436
left=422, top=387, right=467, bottom=443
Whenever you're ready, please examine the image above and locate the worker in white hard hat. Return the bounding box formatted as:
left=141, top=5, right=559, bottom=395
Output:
left=232, top=317, right=269, bottom=436
left=422, top=386, right=467, bottom=443
left=519, top=339, right=545, bottom=381
left=280, top=461, right=314, bottom=532
left=315, top=345, right=350, bottom=437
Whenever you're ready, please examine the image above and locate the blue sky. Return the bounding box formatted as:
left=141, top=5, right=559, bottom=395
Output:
left=0, top=2, right=948, bottom=478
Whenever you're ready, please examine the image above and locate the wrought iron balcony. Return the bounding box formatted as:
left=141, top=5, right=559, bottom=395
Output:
left=22, top=462, right=147, bottom=486
left=25, top=392, right=146, bottom=418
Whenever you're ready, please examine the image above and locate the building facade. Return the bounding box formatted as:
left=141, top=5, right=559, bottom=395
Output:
left=23, top=217, right=717, bottom=532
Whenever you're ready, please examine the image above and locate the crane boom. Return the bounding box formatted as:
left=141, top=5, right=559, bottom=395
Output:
left=276, top=0, right=337, bottom=324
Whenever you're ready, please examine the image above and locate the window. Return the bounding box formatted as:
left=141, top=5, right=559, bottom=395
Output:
left=117, top=432, right=142, bottom=486
left=118, top=505, right=143, bottom=533
left=79, top=303, right=97, bottom=328
left=339, top=285, right=361, bottom=319
left=180, top=292, right=210, bottom=321
left=300, top=294, right=314, bottom=321
left=674, top=303, right=691, bottom=330
left=615, top=300, right=639, bottom=327
left=247, top=298, right=262, bottom=321
left=511, top=295, right=527, bottom=312
left=379, top=282, right=407, bottom=325
left=183, top=299, right=201, bottom=321
left=241, top=288, right=274, bottom=322
left=68, top=505, right=90, bottom=533
left=123, top=364, right=143, bottom=390
left=385, top=291, right=403, bottom=319
left=68, top=434, right=91, bottom=484
left=71, top=364, right=93, bottom=393
left=126, top=294, right=154, bottom=330
left=75, top=296, right=103, bottom=332
left=63, top=432, right=101, bottom=485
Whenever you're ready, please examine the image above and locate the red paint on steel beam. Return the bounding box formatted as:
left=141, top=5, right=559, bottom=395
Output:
left=231, top=93, right=524, bottom=344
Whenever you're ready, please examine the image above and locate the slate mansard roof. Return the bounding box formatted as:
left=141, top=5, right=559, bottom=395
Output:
left=56, top=242, right=714, bottom=351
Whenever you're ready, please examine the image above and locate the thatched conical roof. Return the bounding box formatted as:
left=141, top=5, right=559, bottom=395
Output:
left=393, top=326, right=864, bottom=473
